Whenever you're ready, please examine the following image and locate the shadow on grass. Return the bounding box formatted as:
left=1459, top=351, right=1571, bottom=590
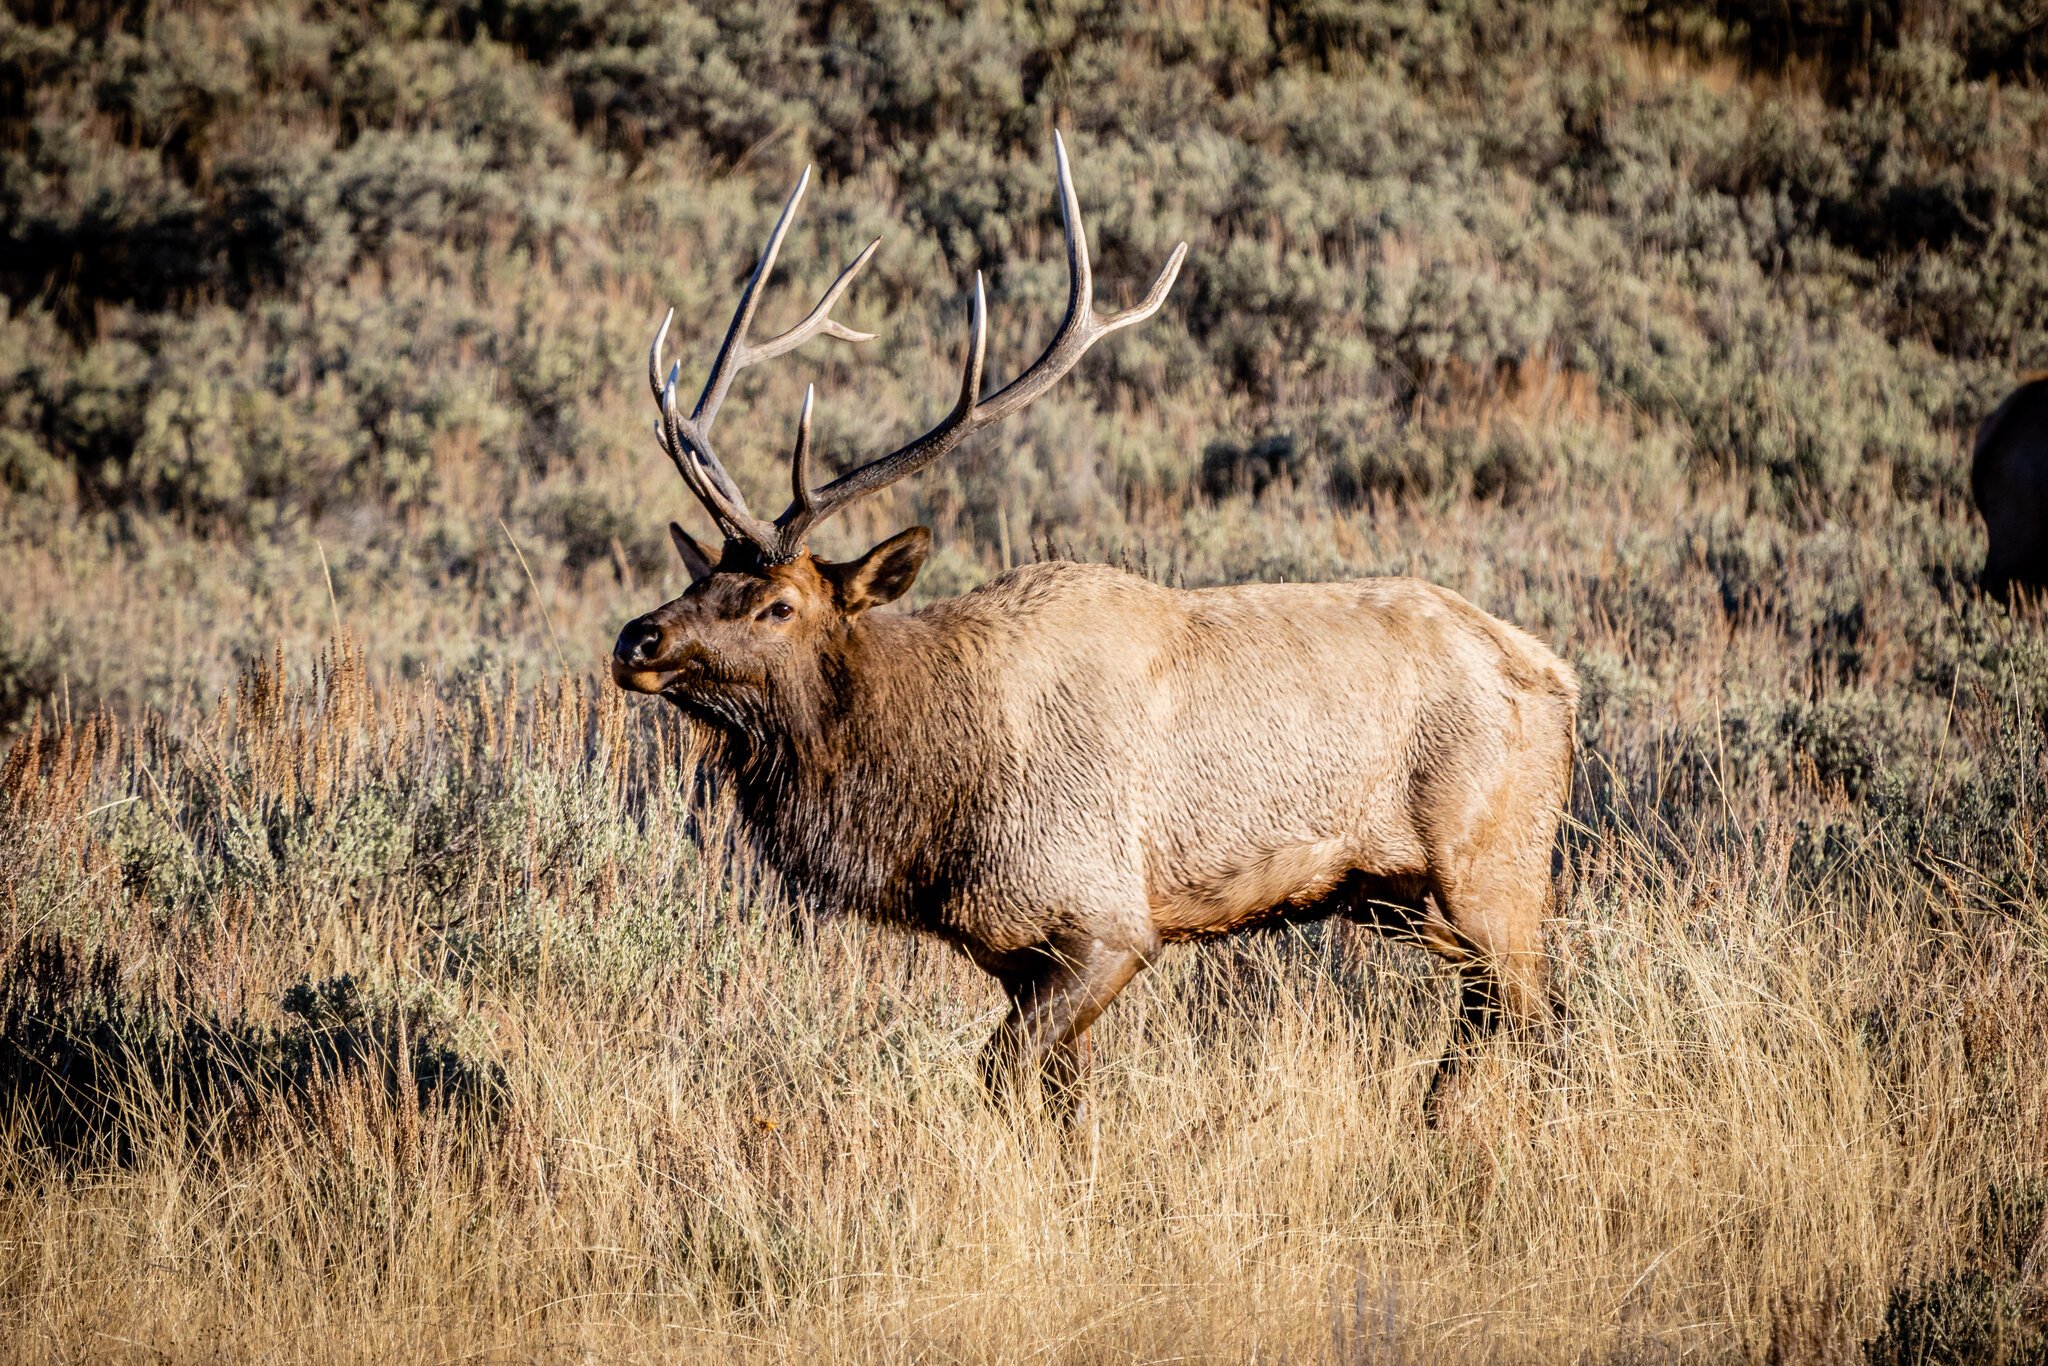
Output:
left=0, top=931, right=506, bottom=1165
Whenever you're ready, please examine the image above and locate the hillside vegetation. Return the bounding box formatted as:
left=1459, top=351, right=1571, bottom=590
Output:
left=2, top=0, right=2046, bottom=1361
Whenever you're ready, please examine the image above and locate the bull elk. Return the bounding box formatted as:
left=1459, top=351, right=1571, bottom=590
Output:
left=1974, top=375, right=2048, bottom=600
left=612, top=137, right=1579, bottom=1115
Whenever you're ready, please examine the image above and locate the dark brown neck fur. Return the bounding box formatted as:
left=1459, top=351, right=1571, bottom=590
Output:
left=671, top=611, right=976, bottom=928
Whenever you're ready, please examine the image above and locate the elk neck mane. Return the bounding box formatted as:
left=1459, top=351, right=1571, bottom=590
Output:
left=671, top=602, right=987, bottom=923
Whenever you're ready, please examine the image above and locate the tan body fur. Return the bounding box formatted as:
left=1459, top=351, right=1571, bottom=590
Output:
left=1974, top=376, right=2048, bottom=598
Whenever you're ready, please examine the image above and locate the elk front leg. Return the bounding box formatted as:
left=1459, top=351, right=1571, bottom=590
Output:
left=980, top=936, right=1145, bottom=1119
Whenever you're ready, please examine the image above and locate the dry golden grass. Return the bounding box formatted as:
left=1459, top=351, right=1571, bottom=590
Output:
left=1, top=473, right=2043, bottom=1364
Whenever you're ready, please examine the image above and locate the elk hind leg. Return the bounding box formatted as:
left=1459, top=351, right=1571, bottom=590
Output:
left=1417, top=873, right=1556, bottom=1120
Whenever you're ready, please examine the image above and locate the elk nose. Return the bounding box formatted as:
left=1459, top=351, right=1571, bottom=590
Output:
left=615, top=618, right=666, bottom=666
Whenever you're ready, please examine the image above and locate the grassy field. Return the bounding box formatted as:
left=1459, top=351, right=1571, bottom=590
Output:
left=4, top=0, right=2048, bottom=1361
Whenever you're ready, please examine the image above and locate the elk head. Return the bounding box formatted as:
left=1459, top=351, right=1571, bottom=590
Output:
left=612, top=135, right=1186, bottom=722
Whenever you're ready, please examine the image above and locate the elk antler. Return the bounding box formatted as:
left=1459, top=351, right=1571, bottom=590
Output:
left=772, top=135, right=1186, bottom=557
left=648, top=165, right=880, bottom=550
left=650, top=134, right=1187, bottom=563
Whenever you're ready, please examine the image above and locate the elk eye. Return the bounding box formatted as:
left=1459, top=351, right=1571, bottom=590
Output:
left=760, top=600, right=795, bottom=622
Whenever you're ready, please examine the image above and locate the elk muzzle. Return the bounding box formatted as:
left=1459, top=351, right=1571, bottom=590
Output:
left=611, top=615, right=678, bottom=693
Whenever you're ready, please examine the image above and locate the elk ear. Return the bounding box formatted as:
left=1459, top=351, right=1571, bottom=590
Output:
left=826, top=526, right=931, bottom=614
left=669, top=521, right=715, bottom=581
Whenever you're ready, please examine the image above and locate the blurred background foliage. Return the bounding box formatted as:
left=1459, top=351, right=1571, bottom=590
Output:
left=2, top=0, right=2045, bottom=722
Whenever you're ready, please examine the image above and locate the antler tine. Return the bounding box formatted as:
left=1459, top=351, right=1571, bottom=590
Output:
left=695, top=175, right=882, bottom=434
left=656, top=362, right=695, bottom=493
left=656, top=359, right=715, bottom=509
left=649, top=308, right=675, bottom=402
left=769, top=136, right=1183, bottom=554
left=959, top=271, right=990, bottom=416
left=690, top=230, right=882, bottom=519
left=661, top=372, right=779, bottom=548
left=789, top=384, right=816, bottom=515
left=1103, top=240, right=1190, bottom=329
left=693, top=166, right=810, bottom=427
left=655, top=367, right=722, bottom=523
left=1053, top=130, right=1093, bottom=323
left=738, top=237, right=882, bottom=375
left=974, top=135, right=1184, bottom=424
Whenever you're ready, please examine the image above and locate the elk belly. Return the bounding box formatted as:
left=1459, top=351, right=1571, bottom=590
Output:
left=1148, top=835, right=1365, bottom=942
